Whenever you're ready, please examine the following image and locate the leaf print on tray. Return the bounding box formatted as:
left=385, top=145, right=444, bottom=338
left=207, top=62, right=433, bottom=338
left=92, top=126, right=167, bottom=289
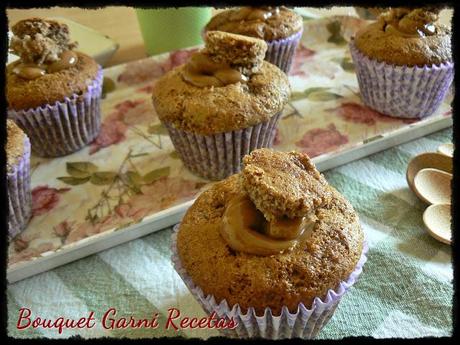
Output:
left=291, top=87, right=343, bottom=102
left=295, top=124, right=349, bottom=158
left=332, top=56, right=355, bottom=72
left=326, top=20, right=347, bottom=45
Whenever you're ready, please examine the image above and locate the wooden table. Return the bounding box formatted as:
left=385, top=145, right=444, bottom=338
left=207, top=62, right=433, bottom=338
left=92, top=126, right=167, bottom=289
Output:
left=7, top=7, right=453, bottom=67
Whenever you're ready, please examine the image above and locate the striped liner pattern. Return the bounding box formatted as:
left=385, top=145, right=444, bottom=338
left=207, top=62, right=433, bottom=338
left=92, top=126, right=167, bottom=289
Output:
left=164, top=112, right=281, bottom=181
left=7, top=136, right=32, bottom=238
left=350, top=42, right=454, bottom=119
left=265, top=29, right=303, bottom=74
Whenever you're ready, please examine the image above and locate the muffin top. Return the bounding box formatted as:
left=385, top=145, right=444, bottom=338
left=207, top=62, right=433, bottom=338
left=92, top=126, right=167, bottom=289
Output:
left=177, top=149, right=364, bottom=315
left=354, top=7, right=452, bottom=66
left=205, top=7, right=303, bottom=41
left=152, top=31, right=290, bottom=136
left=7, top=18, right=99, bottom=110
left=6, top=119, right=28, bottom=172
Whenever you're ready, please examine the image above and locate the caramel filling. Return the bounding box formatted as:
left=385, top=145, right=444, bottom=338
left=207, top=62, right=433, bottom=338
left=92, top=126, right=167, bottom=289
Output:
left=182, top=52, right=247, bottom=87
left=220, top=195, right=316, bottom=256
left=11, top=50, right=78, bottom=80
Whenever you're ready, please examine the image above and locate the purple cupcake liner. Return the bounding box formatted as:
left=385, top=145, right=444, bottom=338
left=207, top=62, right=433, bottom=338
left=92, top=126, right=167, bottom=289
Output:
left=171, top=224, right=367, bottom=339
left=266, top=29, right=303, bottom=74
left=350, top=41, right=454, bottom=119
left=8, top=67, right=103, bottom=157
left=8, top=135, right=32, bottom=238
left=164, top=112, right=281, bottom=181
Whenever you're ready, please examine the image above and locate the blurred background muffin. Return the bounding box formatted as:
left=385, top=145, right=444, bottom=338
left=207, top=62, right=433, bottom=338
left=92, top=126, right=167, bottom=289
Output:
left=7, top=119, right=32, bottom=238
left=152, top=31, right=290, bottom=180
left=172, top=149, right=366, bottom=339
left=204, top=7, right=303, bottom=73
left=7, top=18, right=103, bottom=157
left=350, top=7, right=453, bottom=119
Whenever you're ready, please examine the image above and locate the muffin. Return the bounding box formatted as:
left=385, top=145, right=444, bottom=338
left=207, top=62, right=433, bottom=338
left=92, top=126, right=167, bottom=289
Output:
left=172, top=149, right=367, bottom=339
left=204, top=7, right=304, bottom=73
left=350, top=8, right=453, bottom=119
left=7, top=18, right=103, bottom=157
left=7, top=119, right=32, bottom=238
left=152, top=31, right=290, bottom=180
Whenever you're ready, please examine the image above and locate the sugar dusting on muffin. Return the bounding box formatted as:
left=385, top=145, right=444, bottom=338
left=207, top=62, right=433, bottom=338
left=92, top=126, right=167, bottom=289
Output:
left=10, top=18, right=78, bottom=65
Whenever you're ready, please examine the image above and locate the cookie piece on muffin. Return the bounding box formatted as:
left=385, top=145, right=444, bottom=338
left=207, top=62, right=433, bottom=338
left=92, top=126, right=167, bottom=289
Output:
left=242, top=149, right=332, bottom=221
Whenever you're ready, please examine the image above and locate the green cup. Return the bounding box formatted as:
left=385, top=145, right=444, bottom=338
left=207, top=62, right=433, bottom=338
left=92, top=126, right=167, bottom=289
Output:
left=136, top=7, right=212, bottom=56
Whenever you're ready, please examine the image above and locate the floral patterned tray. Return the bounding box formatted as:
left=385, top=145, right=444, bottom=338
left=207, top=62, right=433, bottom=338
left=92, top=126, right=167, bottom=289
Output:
left=8, top=16, right=452, bottom=283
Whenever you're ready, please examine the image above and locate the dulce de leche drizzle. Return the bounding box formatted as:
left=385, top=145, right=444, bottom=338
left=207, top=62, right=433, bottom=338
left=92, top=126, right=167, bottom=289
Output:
left=11, top=50, right=78, bottom=80
left=380, top=8, right=439, bottom=38
left=220, top=195, right=316, bottom=256
left=182, top=52, right=247, bottom=87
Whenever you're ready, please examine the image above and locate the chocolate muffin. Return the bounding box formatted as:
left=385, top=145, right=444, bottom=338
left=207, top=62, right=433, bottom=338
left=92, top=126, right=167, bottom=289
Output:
left=7, top=119, right=32, bottom=238
left=152, top=31, right=290, bottom=180
left=350, top=8, right=453, bottom=118
left=172, top=149, right=366, bottom=339
left=204, top=7, right=304, bottom=73
left=7, top=18, right=103, bottom=157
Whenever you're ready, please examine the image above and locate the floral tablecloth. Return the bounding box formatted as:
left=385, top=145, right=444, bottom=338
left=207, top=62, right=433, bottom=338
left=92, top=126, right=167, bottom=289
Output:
left=7, top=127, right=453, bottom=339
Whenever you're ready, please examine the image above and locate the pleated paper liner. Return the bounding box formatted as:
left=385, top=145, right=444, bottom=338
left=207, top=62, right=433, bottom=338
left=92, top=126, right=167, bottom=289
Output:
left=164, top=112, right=281, bottom=181
left=8, top=136, right=32, bottom=238
left=8, top=67, right=104, bottom=157
left=350, top=41, right=454, bottom=119
left=265, top=29, right=303, bottom=74
left=171, top=224, right=368, bottom=339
